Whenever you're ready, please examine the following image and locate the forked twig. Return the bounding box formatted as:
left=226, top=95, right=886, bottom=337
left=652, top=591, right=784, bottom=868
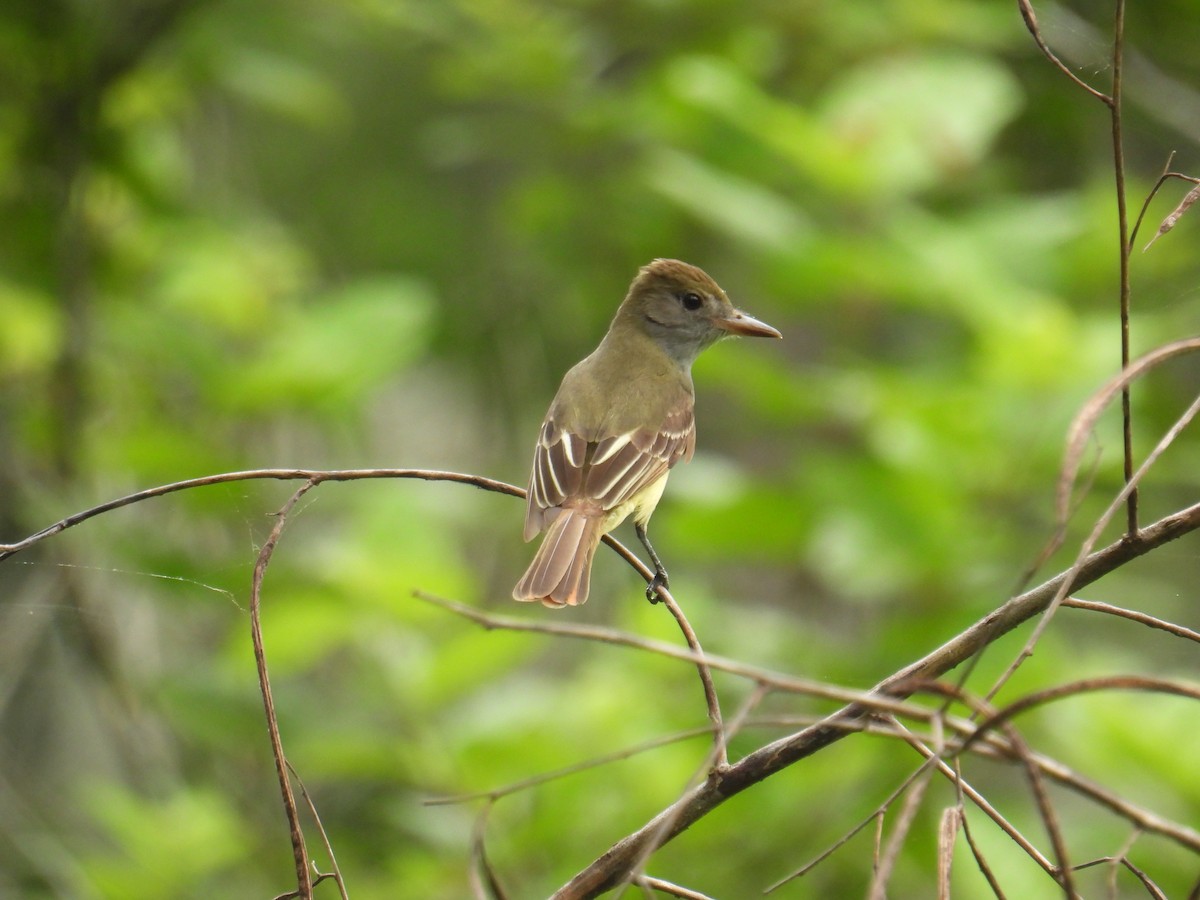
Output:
left=287, top=760, right=349, bottom=900
left=764, top=757, right=932, bottom=893
left=1130, top=151, right=1200, bottom=250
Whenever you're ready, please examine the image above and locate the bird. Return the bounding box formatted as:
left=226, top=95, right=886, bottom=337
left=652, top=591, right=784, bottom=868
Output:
left=513, top=258, right=781, bottom=608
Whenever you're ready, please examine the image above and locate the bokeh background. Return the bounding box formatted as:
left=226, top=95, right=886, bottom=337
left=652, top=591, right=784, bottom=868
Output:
left=2, top=0, right=1199, bottom=896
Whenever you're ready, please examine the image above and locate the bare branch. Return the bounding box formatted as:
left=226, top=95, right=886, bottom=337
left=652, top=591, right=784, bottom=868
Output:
left=968, top=676, right=1200, bottom=751
left=1058, top=339, right=1200, bottom=526
left=633, top=876, right=715, bottom=900
left=958, top=801, right=1007, bottom=900
left=253, top=481, right=319, bottom=899
left=624, top=683, right=770, bottom=891
left=1023, top=749, right=1200, bottom=852
left=0, top=468, right=525, bottom=562
left=286, top=761, right=348, bottom=900
left=654, top=587, right=726, bottom=768
left=1016, top=0, right=1113, bottom=105
left=1073, top=853, right=1167, bottom=900
left=895, top=721, right=1056, bottom=876
left=424, top=726, right=714, bottom=807
left=1129, top=150, right=1200, bottom=250
left=413, top=591, right=932, bottom=717
left=764, top=760, right=930, bottom=893
left=902, top=683, right=1076, bottom=893
left=469, top=802, right=508, bottom=900
left=551, top=500, right=1200, bottom=897
left=866, top=768, right=933, bottom=900
left=1062, top=597, right=1200, bottom=643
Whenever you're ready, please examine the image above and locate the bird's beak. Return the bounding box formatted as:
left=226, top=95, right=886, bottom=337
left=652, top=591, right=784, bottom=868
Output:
left=716, top=309, right=782, bottom=339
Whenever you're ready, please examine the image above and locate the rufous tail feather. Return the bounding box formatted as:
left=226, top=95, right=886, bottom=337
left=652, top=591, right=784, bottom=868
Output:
left=513, top=511, right=603, bottom=607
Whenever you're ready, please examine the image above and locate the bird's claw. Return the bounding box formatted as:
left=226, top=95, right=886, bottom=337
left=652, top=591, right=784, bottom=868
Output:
left=645, top=570, right=670, bottom=604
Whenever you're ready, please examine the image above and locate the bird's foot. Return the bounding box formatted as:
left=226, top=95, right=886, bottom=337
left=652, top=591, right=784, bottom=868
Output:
left=645, top=569, right=670, bottom=604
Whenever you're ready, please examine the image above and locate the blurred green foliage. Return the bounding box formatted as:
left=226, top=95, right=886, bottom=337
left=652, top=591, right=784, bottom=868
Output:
left=2, top=0, right=1199, bottom=896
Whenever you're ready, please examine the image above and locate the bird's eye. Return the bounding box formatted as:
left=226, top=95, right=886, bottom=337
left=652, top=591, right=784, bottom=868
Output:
left=680, top=291, right=703, bottom=311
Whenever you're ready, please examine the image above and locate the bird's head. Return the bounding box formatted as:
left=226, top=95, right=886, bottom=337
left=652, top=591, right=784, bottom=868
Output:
left=617, top=258, right=781, bottom=364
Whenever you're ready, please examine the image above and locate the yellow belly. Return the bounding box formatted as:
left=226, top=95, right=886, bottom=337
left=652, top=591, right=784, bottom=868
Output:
left=602, top=471, right=669, bottom=533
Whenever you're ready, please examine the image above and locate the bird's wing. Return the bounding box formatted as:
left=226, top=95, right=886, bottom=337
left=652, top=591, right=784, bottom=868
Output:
left=523, top=403, right=695, bottom=541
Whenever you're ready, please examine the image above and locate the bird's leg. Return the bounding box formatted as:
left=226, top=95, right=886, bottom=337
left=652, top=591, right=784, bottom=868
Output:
left=635, top=522, right=669, bottom=603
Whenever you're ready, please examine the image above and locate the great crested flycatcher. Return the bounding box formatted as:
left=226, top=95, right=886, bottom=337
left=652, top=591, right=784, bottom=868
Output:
left=513, top=258, right=781, bottom=608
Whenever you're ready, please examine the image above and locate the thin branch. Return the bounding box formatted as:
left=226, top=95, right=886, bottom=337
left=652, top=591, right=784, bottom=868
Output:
left=1109, top=0, right=1138, bottom=535
left=654, top=587, right=726, bottom=768
left=1131, top=151, right=1177, bottom=248
left=894, top=720, right=1056, bottom=876
left=1109, top=829, right=1145, bottom=898
left=469, top=801, right=508, bottom=900
left=1074, top=854, right=1166, bottom=900
left=902, top=683, right=1077, bottom=895
left=967, top=676, right=1200, bottom=752
left=1062, top=596, right=1200, bottom=643
left=0, top=464, right=722, bottom=773
left=866, top=767, right=934, bottom=900
left=1017, top=0, right=1139, bottom=534
left=1022, top=748, right=1200, bottom=852
left=252, top=481, right=318, bottom=900
left=620, top=683, right=770, bottom=896
left=764, top=758, right=933, bottom=893
left=286, top=761, right=348, bottom=900
left=424, top=726, right=715, bottom=807
left=956, top=771, right=1008, bottom=900
left=413, top=591, right=933, bottom=717
left=1058, top=338, right=1200, bottom=525
left=270, top=873, right=341, bottom=900
left=0, top=468, right=525, bottom=562
left=885, top=711, right=1200, bottom=855
left=1129, top=151, right=1200, bottom=250
left=1019, top=337, right=1200, bottom=603
left=633, top=876, right=716, bottom=900
left=1016, top=0, right=1113, bottom=105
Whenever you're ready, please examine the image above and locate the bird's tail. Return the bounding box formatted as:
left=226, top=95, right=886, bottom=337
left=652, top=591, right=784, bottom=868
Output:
left=513, top=511, right=604, bottom=607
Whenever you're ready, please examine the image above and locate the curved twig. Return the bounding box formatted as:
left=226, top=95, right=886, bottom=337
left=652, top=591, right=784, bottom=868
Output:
left=1062, top=597, right=1200, bottom=643
left=654, top=587, right=726, bottom=768
left=1016, top=0, right=1113, bottom=105
left=967, top=676, right=1200, bottom=754
left=0, top=468, right=524, bottom=562
left=1058, top=339, right=1200, bottom=525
